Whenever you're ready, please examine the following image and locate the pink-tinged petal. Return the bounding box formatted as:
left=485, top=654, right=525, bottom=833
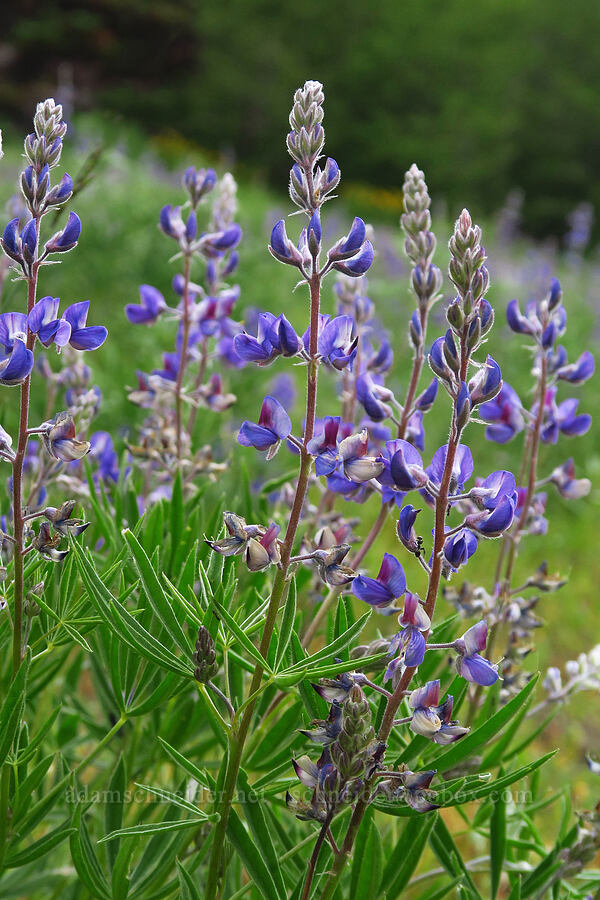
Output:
left=409, top=679, right=440, bottom=710
left=400, top=591, right=430, bottom=630
left=461, top=620, right=488, bottom=655
left=292, top=756, right=319, bottom=788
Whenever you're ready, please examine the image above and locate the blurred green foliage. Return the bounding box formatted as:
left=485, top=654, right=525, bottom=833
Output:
left=3, top=0, right=600, bottom=239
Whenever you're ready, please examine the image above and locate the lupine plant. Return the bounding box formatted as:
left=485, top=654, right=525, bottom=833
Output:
left=0, top=84, right=599, bottom=900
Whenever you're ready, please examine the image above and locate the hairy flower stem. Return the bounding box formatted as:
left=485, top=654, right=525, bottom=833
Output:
left=205, top=273, right=321, bottom=900
left=485, top=352, right=548, bottom=665
left=174, top=254, right=192, bottom=461
left=11, top=228, right=40, bottom=677
left=301, top=810, right=335, bottom=900
left=318, top=345, right=466, bottom=900
left=301, top=307, right=429, bottom=651
left=397, top=306, right=428, bottom=438
left=186, top=336, right=209, bottom=436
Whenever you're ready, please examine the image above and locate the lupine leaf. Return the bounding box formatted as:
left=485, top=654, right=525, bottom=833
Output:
left=4, top=820, right=76, bottom=868
left=378, top=812, right=438, bottom=898
left=430, top=814, right=483, bottom=899
left=278, top=611, right=372, bottom=674
left=211, top=596, right=272, bottom=672
left=72, top=541, right=192, bottom=676
left=238, top=770, right=287, bottom=899
left=156, top=737, right=209, bottom=789
left=490, top=767, right=507, bottom=899
left=122, top=528, right=192, bottom=655
left=70, top=805, right=112, bottom=900
left=176, top=859, right=203, bottom=900
left=352, top=819, right=383, bottom=900
left=275, top=577, right=297, bottom=670
left=100, top=818, right=209, bottom=842
left=430, top=675, right=539, bottom=774
left=0, top=649, right=30, bottom=767
left=226, top=804, right=281, bottom=900
left=104, top=755, right=127, bottom=872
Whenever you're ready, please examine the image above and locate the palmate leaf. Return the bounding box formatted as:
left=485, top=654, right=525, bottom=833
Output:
left=122, top=528, right=192, bottom=655
left=0, top=649, right=31, bottom=768
left=274, top=576, right=297, bottom=670
left=4, top=817, right=75, bottom=868
left=378, top=812, right=438, bottom=898
left=210, top=595, right=272, bottom=672
left=226, top=804, right=282, bottom=900
left=429, top=675, right=540, bottom=774
left=275, top=611, right=372, bottom=679
left=237, top=770, right=287, bottom=899
left=374, top=751, right=555, bottom=817
left=100, top=819, right=209, bottom=842
left=71, top=540, right=193, bottom=677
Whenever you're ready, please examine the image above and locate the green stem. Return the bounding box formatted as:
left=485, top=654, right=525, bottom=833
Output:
left=205, top=270, right=321, bottom=900
left=318, top=340, right=467, bottom=900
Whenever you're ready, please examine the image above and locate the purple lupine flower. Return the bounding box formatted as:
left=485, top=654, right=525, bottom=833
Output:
left=159, top=204, right=186, bottom=240
left=317, top=316, right=358, bottom=370
left=43, top=500, right=89, bottom=537
left=63, top=301, right=107, bottom=351
left=125, top=285, right=167, bottom=325
left=205, top=511, right=265, bottom=557
left=443, top=527, right=478, bottom=570
left=44, top=171, right=73, bottom=207
left=377, top=439, right=427, bottom=506
left=338, top=429, right=384, bottom=482
left=352, top=552, right=407, bottom=612
left=183, top=166, right=217, bottom=204
left=202, top=224, right=242, bottom=257
left=269, top=219, right=304, bottom=267
left=454, top=621, right=499, bottom=685
left=549, top=459, right=591, bottom=499
left=356, top=372, right=393, bottom=421
left=538, top=387, right=591, bottom=443
left=468, top=355, right=502, bottom=405
left=465, top=494, right=516, bottom=537
left=407, top=681, right=468, bottom=744
left=0, top=312, right=34, bottom=386
left=1, top=217, right=29, bottom=263
left=89, top=432, right=120, bottom=482
left=33, top=522, right=68, bottom=562
left=427, top=444, right=473, bottom=499
left=479, top=382, right=525, bottom=444
left=387, top=591, right=431, bottom=670
left=27, top=296, right=71, bottom=347
left=397, top=504, right=421, bottom=553
left=555, top=349, right=594, bottom=385
left=408, top=680, right=442, bottom=737
left=312, top=544, right=356, bottom=586
left=245, top=522, right=281, bottom=571
left=388, top=441, right=428, bottom=492
left=378, top=768, right=439, bottom=813
left=269, top=314, right=303, bottom=357
left=415, top=378, right=438, bottom=411
left=234, top=312, right=279, bottom=364
left=470, top=469, right=516, bottom=510
left=307, top=416, right=341, bottom=475
left=42, top=412, right=90, bottom=462
left=367, top=339, right=394, bottom=375
left=45, top=211, right=81, bottom=253
left=514, top=488, right=548, bottom=535
left=328, top=217, right=366, bottom=261
left=311, top=671, right=365, bottom=704
left=332, top=241, right=374, bottom=277
left=299, top=701, right=343, bottom=745
left=238, top=395, right=292, bottom=458
left=199, top=373, right=236, bottom=412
